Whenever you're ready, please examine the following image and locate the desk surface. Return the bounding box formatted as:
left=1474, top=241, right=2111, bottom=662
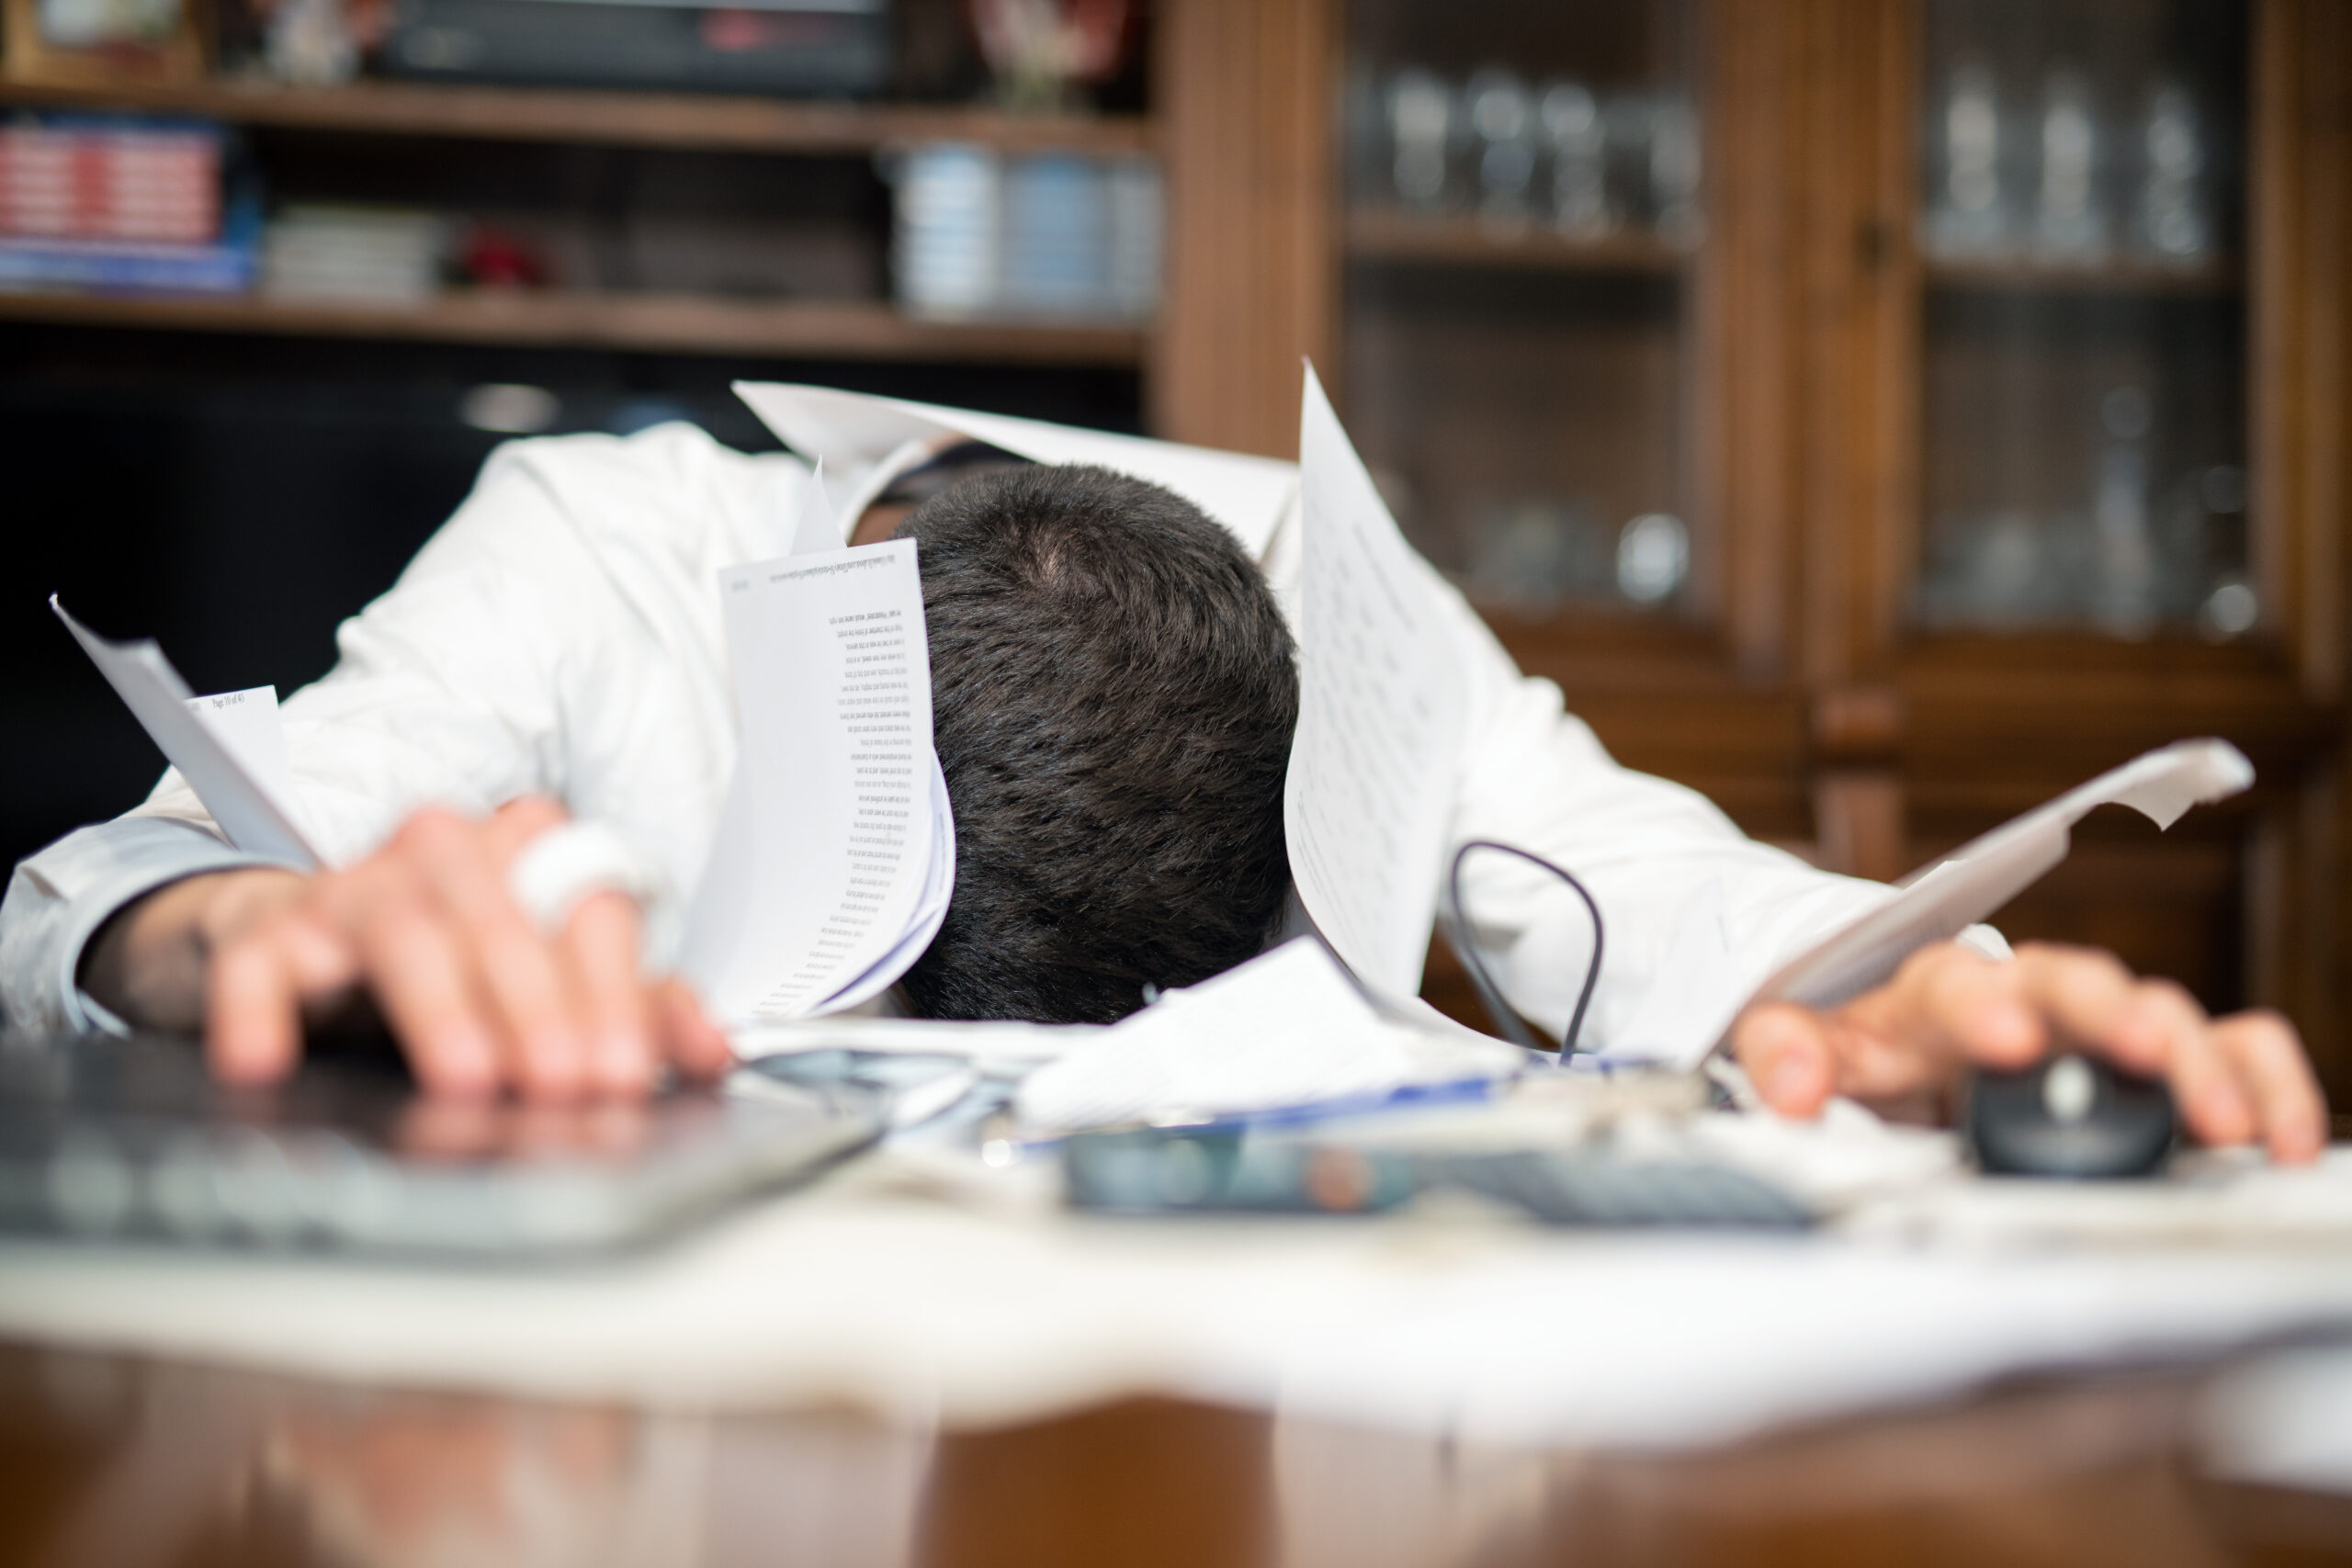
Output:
left=3, top=1340, right=2348, bottom=1568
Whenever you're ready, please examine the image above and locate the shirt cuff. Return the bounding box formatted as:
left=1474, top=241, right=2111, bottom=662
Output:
left=3, top=817, right=300, bottom=1035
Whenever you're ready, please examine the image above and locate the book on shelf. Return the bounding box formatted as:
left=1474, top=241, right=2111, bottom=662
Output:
left=0, top=114, right=254, bottom=298
left=0, top=188, right=259, bottom=296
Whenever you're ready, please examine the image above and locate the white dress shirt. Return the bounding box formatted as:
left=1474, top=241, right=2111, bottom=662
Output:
left=2, top=391, right=1995, bottom=1054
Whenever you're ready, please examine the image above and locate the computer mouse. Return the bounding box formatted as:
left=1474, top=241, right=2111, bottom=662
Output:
left=1963, top=1052, right=2177, bottom=1179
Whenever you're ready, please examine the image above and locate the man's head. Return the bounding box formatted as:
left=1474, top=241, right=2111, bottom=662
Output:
left=897, top=463, right=1298, bottom=1025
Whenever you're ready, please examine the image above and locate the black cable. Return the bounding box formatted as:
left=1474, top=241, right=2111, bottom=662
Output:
left=1439, top=840, right=1605, bottom=1056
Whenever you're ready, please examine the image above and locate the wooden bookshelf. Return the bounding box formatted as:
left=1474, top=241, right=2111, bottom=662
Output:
left=0, top=288, right=1149, bottom=363
left=1345, top=209, right=1688, bottom=274
left=0, top=78, right=1153, bottom=157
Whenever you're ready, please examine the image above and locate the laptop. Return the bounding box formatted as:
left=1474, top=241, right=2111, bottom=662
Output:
left=0, top=1032, right=884, bottom=1258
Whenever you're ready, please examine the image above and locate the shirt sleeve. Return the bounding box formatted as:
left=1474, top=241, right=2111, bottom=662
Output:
left=0, top=818, right=296, bottom=1033
left=1429, top=563, right=2003, bottom=1064
left=2, top=423, right=805, bottom=1032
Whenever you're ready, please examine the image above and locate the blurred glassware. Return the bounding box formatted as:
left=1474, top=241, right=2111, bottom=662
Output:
left=1603, top=92, right=1656, bottom=229
left=1927, top=60, right=2008, bottom=257
left=1464, top=498, right=1612, bottom=610
left=1616, top=512, right=1689, bottom=604
left=2034, top=67, right=2108, bottom=261
left=1385, top=69, right=1453, bottom=210
left=2089, top=383, right=2157, bottom=637
left=1464, top=69, right=1535, bottom=229
left=1919, top=509, right=2044, bottom=628
left=1648, top=94, right=1702, bottom=248
left=2138, top=81, right=2212, bottom=264
left=1917, top=379, right=2239, bottom=637
left=2199, top=577, right=2257, bottom=640
left=1538, top=79, right=1613, bottom=238
left=965, top=0, right=1134, bottom=113
left=2201, top=462, right=2246, bottom=515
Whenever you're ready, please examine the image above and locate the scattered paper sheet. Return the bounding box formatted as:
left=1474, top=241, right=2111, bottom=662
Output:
left=180, top=685, right=300, bottom=824
left=1282, top=367, right=1468, bottom=999
left=787, top=458, right=846, bottom=556
left=1016, top=938, right=1511, bottom=1134
left=1733, top=739, right=2254, bottom=1031
left=676, top=539, right=955, bottom=1023
left=734, top=380, right=1301, bottom=559
left=51, top=597, right=319, bottom=869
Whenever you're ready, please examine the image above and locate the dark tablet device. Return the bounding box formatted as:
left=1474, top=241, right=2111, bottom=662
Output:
left=0, top=1033, right=884, bottom=1258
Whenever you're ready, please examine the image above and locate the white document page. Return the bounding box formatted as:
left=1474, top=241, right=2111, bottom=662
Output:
left=775, top=467, right=954, bottom=1016
left=1015, top=939, right=1422, bottom=1134
left=1282, top=366, right=1468, bottom=998
left=733, top=380, right=1301, bottom=558
left=788, top=459, right=846, bottom=556
left=675, top=541, right=945, bottom=1022
left=51, top=597, right=319, bottom=869
left=183, top=685, right=300, bottom=813
left=819, top=758, right=954, bottom=1015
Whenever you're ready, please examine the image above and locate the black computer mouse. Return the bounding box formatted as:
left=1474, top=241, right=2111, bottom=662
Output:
left=1963, top=1052, right=2177, bottom=1179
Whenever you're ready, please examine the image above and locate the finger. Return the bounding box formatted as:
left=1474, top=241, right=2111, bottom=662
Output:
left=483, top=795, right=570, bottom=864
left=341, top=882, right=505, bottom=1098
left=2109, top=978, right=2255, bottom=1147
left=652, top=979, right=734, bottom=1080
left=2007, top=943, right=2161, bottom=1066
left=1729, top=1003, right=1837, bottom=1117
left=559, top=891, right=656, bottom=1097
left=207, top=908, right=356, bottom=1086
left=1849, top=942, right=2043, bottom=1072
left=2213, top=1010, right=2327, bottom=1164
left=398, top=809, right=592, bottom=1100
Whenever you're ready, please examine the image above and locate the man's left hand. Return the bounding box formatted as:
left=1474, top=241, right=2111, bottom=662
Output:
left=1730, top=941, right=2328, bottom=1164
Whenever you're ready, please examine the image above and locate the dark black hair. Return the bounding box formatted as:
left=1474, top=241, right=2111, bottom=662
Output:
left=897, top=463, right=1299, bottom=1025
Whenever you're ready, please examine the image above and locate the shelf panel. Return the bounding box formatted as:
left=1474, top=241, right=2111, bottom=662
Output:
left=1345, top=209, right=1687, bottom=274
left=0, top=288, right=1149, bottom=364
left=0, top=79, right=1153, bottom=157
left=1923, top=254, right=2241, bottom=296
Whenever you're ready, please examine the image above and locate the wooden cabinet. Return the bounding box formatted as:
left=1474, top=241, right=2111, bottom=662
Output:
left=1158, top=0, right=2352, bottom=1102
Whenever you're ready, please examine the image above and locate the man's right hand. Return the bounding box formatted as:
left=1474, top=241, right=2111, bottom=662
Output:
left=80, top=797, right=732, bottom=1099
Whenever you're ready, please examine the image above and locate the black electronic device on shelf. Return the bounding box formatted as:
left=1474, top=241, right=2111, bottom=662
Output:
left=383, top=0, right=890, bottom=97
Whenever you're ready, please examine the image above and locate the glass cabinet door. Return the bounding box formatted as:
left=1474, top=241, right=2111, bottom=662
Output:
left=1340, top=0, right=1702, bottom=624
left=1912, top=0, right=2251, bottom=640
